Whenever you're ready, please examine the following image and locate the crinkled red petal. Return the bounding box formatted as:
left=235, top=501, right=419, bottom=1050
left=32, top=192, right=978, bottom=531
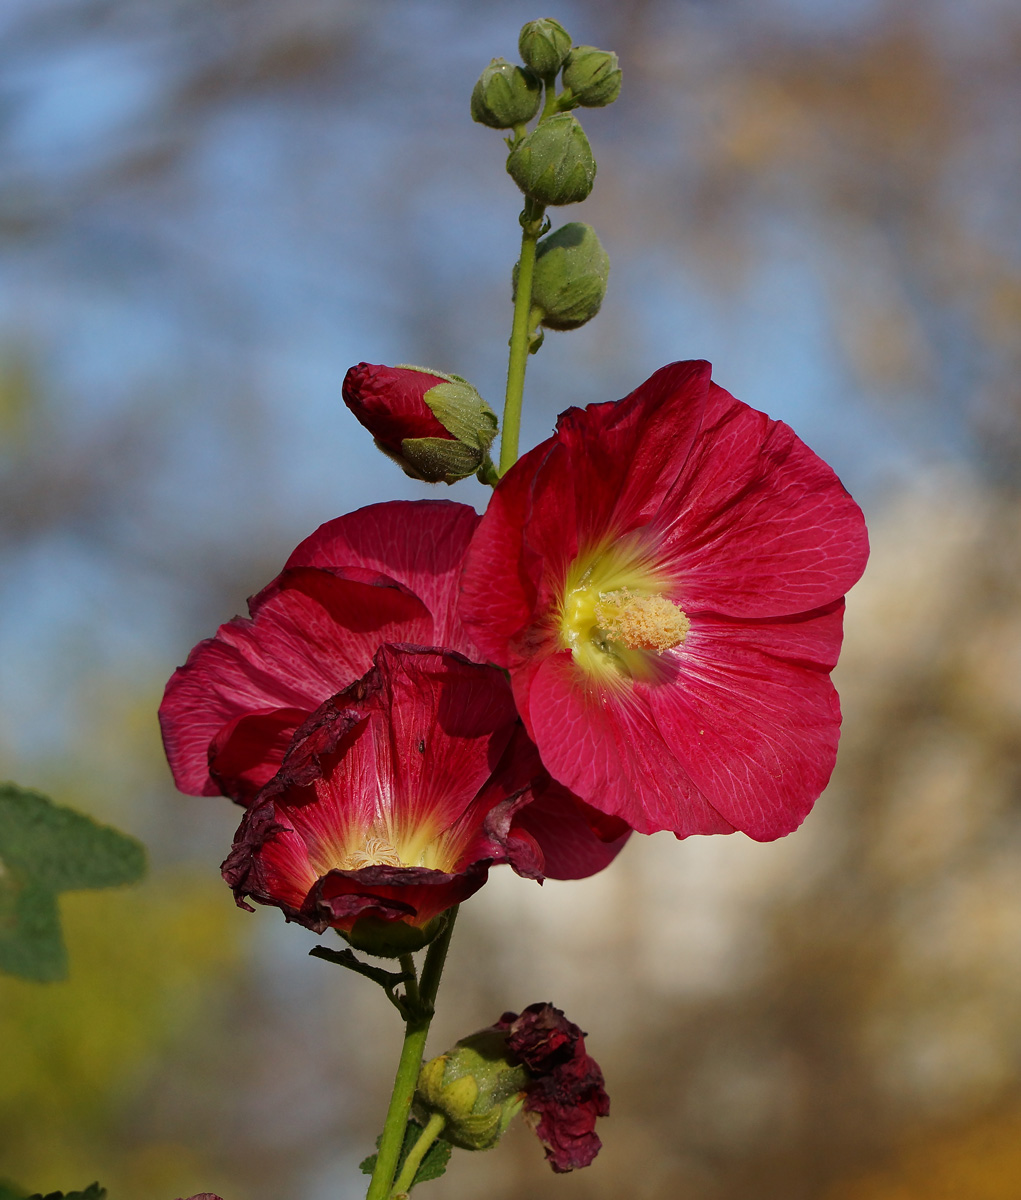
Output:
left=223, top=647, right=526, bottom=930
left=160, top=569, right=430, bottom=798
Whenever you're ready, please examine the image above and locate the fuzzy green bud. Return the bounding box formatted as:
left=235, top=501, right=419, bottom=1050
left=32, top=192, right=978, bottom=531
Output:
left=523, top=221, right=609, bottom=330
left=416, top=1030, right=530, bottom=1152
left=471, top=58, right=542, bottom=129
left=506, top=113, right=596, bottom=206
left=561, top=45, right=622, bottom=108
left=518, top=18, right=573, bottom=77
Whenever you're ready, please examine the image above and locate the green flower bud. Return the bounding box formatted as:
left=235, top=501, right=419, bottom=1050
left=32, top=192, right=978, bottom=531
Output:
left=561, top=45, right=622, bottom=108
left=416, top=1029, right=530, bottom=1152
left=471, top=58, right=542, bottom=129
left=524, top=221, right=610, bottom=331
left=506, top=113, right=596, bottom=206
left=518, top=18, right=573, bottom=77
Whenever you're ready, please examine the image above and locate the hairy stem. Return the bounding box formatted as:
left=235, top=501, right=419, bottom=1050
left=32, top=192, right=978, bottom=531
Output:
left=389, top=1112, right=447, bottom=1198
left=365, top=910, right=459, bottom=1200
left=500, top=198, right=545, bottom=475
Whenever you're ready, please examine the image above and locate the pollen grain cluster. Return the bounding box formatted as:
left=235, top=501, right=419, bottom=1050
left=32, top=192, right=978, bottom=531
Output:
left=594, top=588, right=690, bottom=652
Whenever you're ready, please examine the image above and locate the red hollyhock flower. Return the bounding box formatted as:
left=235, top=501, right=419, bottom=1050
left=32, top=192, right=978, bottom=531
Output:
left=497, top=1003, right=609, bottom=1172
left=460, top=361, right=869, bottom=840
left=222, top=645, right=606, bottom=947
left=159, top=500, right=480, bottom=804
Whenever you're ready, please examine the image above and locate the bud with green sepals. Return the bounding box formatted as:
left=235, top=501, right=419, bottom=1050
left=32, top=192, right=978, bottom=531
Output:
left=470, top=58, right=542, bottom=129
left=506, top=113, right=596, bottom=206
left=560, top=45, right=622, bottom=108
left=416, top=1029, right=531, bottom=1151
left=523, top=221, right=609, bottom=330
left=518, top=18, right=573, bottom=78
left=342, top=362, right=498, bottom=485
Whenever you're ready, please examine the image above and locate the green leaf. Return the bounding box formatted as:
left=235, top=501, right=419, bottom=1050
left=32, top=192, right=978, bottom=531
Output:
left=359, top=1119, right=451, bottom=1191
left=0, top=784, right=146, bottom=982
left=0, top=1182, right=28, bottom=1200
left=0, top=879, right=65, bottom=982
left=0, top=785, right=146, bottom=889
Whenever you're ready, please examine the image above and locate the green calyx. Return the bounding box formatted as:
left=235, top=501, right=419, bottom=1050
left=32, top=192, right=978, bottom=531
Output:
left=416, top=1029, right=530, bottom=1152
left=561, top=45, right=622, bottom=108
left=471, top=58, right=542, bottom=129
left=342, top=913, right=448, bottom=959
left=386, top=366, right=498, bottom=484
left=518, top=18, right=573, bottom=77
left=506, top=113, right=596, bottom=206
left=521, top=221, right=609, bottom=330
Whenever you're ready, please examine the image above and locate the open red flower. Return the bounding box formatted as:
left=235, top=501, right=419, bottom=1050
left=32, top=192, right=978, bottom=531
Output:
left=460, top=361, right=869, bottom=840
left=159, top=500, right=480, bottom=804
left=222, top=645, right=613, bottom=948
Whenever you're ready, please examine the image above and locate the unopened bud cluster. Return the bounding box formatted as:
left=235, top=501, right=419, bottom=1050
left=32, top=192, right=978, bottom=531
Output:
left=470, top=18, right=621, bottom=209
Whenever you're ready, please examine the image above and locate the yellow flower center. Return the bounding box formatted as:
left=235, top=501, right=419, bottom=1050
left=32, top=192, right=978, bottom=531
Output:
left=559, top=535, right=688, bottom=683
left=336, top=835, right=405, bottom=870
left=313, top=820, right=459, bottom=876
left=592, top=588, right=690, bottom=652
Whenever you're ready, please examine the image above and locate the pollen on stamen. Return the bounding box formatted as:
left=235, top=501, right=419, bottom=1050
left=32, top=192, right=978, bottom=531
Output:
left=594, top=588, right=690, bottom=652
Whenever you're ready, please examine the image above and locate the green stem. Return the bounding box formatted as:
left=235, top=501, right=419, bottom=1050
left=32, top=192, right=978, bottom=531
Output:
left=540, top=75, right=559, bottom=119
left=389, top=1112, right=447, bottom=1198
left=500, top=199, right=545, bottom=475
left=365, top=910, right=459, bottom=1200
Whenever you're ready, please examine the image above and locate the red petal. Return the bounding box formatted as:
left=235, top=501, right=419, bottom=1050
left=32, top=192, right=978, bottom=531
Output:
left=511, top=780, right=632, bottom=880
left=524, top=651, right=737, bottom=837
left=525, top=605, right=845, bottom=839
left=159, top=571, right=429, bottom=796
left=551, top=360, right=711, bottom=546
left=458, top=441, right=552, bottom=666
left=288, top=500, right=480, bottom=652
left=208, top=707, right=307, bottom=802
left=652, top=382, right=869, bottom=618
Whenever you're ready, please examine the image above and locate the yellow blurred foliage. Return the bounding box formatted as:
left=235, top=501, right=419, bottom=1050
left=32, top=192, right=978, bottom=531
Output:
left=0, top=872, right=244, bottom=1195
left=826, top=1110, right=1021, bottom=1200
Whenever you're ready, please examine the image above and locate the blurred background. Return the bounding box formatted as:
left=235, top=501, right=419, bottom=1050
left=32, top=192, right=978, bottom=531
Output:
left=2, top=0, right=1020, bottom=1196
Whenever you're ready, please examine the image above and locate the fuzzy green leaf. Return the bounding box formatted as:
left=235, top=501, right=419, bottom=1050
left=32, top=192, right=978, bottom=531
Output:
left=0, top=785, right=146, bottom=982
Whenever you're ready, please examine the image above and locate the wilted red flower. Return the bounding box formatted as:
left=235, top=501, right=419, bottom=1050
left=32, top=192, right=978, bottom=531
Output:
left=460, top=361, right=869, bottom=840
left=497, top=1003, right=609, bottom=1172
left=159, top=500, right=480, bottom=804
left=222, top=646, right=628, bottom=947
